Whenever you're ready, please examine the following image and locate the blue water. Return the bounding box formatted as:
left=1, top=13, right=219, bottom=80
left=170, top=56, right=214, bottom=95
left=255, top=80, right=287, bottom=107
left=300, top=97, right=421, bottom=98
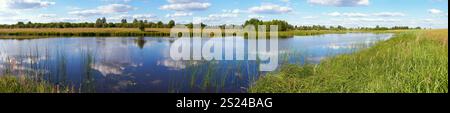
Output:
left=0, top=33, right=392, bottom=93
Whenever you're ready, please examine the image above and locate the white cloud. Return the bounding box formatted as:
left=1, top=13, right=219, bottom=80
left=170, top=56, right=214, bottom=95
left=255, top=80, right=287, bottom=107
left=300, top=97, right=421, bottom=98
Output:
left=0, top=0, right=55, bottom=9
left=198, top=10, right=240, bottom=23
left=69, top=4, right=136, bottom=16
left=101, top=0, right=133, bottom=3
left=132, top=14, right=157, bottom=20
left=160, top=2, right=211, bottom=11
left=347, top=18, right=401, bottom=22
left=280, top=0, right=290, bottom=3
left=0, top=11, right=17, bottom=17
left=308, top=0, right=369, bottom=7
left=161, top=0, right=210, bottom=11
left=428, top=8, right=443, bottom=14
left=109, top=14, right=158, bottom=22
left=328, top=12, right=341, bottom=16
left=222, top=9, right=242, bottom=14
left=302, top=16, right=318, bottom=19
left=327, top=12, right=405, bottom=17
left=167, top=0, right=207, bottom=3
left=248, top=4, right=292, bottom=14
left=38, top=14, right=57, bottom=18
left=327, top=12, right=368, bottom=17
left=99, top=4, right=136, bottom=13
left=69, top=10, right=103, bottom=17
left=343, top=13, right=368, bottom=17
left=58, top=17, right=84, bottom=22
left=373, top=12, right=405, bottom=17
left=248, top=15, right=264, bottom=19
left=166, top=12, right=193, bottom=18
left=208, top=13, right=238, bottom=18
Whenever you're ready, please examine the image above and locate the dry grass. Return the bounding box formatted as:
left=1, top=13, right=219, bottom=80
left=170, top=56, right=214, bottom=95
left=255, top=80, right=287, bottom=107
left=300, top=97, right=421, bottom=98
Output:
left=421, top=29, right=448, bottom=45
left=0, top=28, right=171, bottom=33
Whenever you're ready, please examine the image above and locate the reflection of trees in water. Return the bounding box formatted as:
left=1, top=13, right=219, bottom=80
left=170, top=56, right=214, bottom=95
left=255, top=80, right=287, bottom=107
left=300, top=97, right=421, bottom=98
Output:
left=134, top=37, right=147, bottom=49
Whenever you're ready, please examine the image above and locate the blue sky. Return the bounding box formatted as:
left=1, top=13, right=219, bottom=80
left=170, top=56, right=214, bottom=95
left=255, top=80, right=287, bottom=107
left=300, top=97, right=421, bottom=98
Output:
left=0, top=0, right=448, bottom=28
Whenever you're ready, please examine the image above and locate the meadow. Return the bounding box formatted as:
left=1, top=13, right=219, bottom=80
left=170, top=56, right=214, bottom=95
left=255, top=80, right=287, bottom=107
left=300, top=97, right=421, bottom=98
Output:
left=250, top=29, right=448, bottom=93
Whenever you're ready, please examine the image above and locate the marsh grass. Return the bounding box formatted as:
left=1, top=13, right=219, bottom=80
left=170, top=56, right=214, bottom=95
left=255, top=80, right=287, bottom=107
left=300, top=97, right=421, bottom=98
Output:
left=250, top=29, right=448, bottom=93
left=0, top=28, right=171, bottom=37
left=0, top=75, right=74, bottom=93
left=1, top=28, right=407, bottom=38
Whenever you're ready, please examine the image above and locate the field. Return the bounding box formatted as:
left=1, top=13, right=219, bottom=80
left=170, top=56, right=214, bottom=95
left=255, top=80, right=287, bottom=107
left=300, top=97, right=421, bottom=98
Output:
left=250, top=29, right=448, bottom=93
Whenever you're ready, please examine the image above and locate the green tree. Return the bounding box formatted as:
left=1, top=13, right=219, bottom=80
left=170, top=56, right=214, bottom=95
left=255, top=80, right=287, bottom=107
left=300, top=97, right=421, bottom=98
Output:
left=168, top=20, right=175, bottom=28
left=139, top=22, right=145, bottom=32
left=121, top=19, right=127, bottom=24
left=95, top=18, right=102, bottom=28
left=157, top=21, right=163, bottom=28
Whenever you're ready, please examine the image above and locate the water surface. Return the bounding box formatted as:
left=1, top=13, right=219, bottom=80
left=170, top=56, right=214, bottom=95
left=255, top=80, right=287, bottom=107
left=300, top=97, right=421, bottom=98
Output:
left=0, top=33, right=392, bottom=93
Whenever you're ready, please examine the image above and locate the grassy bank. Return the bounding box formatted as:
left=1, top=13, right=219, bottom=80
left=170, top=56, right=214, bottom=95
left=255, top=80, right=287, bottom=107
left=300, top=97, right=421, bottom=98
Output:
left=0, top=76, right=73, bottom=93
left=0, top=28, right=405, bottom=38
left=250, top=29, right=448, bottom=93
left=0, top=28, right=171, bottom=37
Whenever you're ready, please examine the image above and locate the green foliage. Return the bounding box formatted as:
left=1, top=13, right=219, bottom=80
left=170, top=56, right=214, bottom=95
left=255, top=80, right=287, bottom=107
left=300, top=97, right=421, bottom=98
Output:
left=139, top=23, right=145, bottom=32
left=0, top=17, right=179, bottom=29
left=168, top=20, right=175, bottom=28
left=250, top=30, right=448, bottom=93
left=244, top=18, right=293, bottom=31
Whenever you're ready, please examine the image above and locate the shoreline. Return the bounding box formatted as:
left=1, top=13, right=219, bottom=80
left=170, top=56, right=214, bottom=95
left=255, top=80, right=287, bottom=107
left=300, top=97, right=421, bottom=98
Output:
left=0, top=28, right=411, bottom=38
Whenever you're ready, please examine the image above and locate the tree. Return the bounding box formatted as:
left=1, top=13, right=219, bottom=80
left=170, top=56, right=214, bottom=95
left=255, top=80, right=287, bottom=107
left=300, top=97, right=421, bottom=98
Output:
left=121, top=19, right=127, bottom=24
left=157, top=21, right=163, bottom=28
left=243, top=19, right=293, bottom=31
left=17, top=22, right=25, bottom=28
left=139, top=22, right=145, bottom=32
left=95, top=18, right=102, bottom=28
left=168, top=20, right=175, bottom=28
left=101, top=17, right=107, bottom=24
left=133, top=19, right=139, bottom=27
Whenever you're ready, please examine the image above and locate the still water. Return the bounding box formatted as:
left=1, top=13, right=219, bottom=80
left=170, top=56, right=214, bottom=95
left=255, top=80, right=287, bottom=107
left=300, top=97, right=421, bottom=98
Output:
left=0, top=33, right=392, bottom=93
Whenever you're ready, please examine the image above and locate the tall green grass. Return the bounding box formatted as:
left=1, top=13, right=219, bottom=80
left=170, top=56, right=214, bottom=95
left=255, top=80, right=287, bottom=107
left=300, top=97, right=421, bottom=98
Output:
left=250, top=30, right=448, bottom=93
left=0, top=75, right=74, bottom=93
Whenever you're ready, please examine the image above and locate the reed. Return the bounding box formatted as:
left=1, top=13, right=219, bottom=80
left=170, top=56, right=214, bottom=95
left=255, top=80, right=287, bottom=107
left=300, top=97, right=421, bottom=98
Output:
left=0, top=75, right=74, bottom=93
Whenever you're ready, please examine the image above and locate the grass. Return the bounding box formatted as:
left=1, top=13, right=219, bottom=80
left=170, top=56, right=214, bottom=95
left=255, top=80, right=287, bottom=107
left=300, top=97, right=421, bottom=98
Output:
left=0, top=28, right=406, bottom=38
left=0, top=75, right=74, bottom=93
left=249, top=29, right=448, bottom=93
left=0, top=28, right=171, bottom=37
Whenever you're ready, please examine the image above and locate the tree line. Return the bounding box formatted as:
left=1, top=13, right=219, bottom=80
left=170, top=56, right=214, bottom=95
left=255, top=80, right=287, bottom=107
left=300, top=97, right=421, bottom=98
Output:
left=0, top=17, right=176, bottom=29
left=0, top=17, right=421, bottom=31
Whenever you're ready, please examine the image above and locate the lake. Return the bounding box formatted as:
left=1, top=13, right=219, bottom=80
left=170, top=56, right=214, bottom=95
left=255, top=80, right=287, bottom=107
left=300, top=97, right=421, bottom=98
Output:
left=0, top=33, right=392, bottom=93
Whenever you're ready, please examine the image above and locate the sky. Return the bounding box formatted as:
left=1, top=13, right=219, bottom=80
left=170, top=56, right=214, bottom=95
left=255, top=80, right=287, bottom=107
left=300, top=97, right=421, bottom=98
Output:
left=0, top=0, right=448, bottom=28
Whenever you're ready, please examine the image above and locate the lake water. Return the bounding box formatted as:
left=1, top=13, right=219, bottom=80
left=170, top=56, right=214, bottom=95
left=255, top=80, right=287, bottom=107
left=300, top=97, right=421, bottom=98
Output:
left=0, top=33, right=392, bottom=93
